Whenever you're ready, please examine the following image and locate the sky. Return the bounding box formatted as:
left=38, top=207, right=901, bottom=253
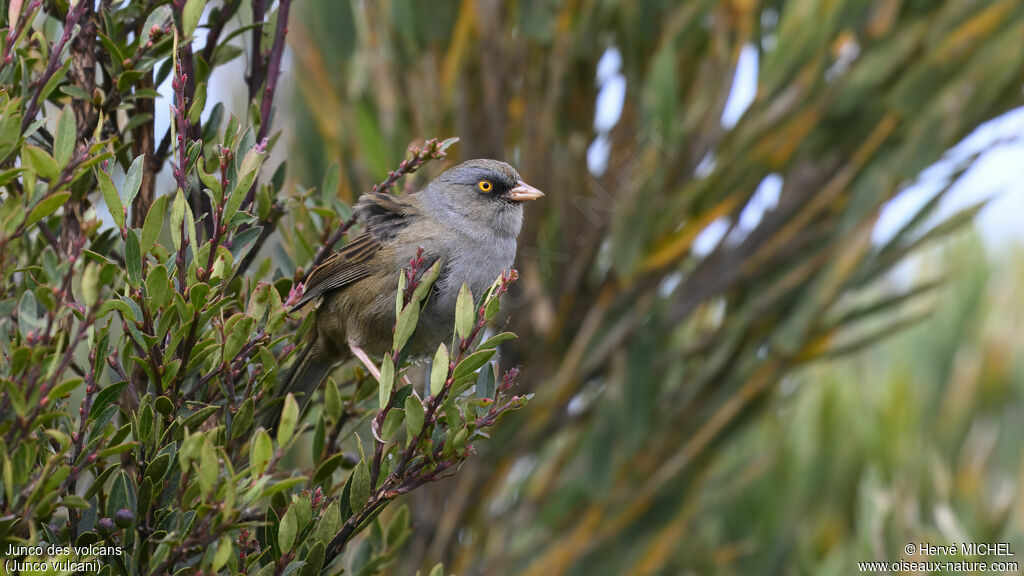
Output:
left=586, top=44, right=1024, bottom=257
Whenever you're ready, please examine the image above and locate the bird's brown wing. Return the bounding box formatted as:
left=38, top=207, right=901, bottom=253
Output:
left=291, top=193, right=416, bottom=311
left=291, top=233, right=379, bottom=310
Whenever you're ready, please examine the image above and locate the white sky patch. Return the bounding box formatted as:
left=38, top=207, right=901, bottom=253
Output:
left=874, top=106, right=1024, bottom=250
left=694, top=151, right=717, bottom=178
left=588, top=47, right=626, bottom=175
left=721, top=44, right=759, bottom=129
left=692, top=217, right=730, bottom=257
left=737, top=173, right=782, bottom=233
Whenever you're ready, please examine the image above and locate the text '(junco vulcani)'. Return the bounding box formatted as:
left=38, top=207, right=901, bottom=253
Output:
left=265, top=159, right=543, bottom=427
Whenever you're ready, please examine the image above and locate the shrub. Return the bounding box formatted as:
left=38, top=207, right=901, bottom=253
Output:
left=0, top=2, right=523, bottom=574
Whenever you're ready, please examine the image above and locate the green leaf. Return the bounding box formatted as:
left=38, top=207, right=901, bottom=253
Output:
left=54, top=105, right=76, bottom=166
left=145, top=265, right=170, bottom=311
left=170, top=190, right=185, bottom=250
left=405, top=395, right=424, bottom=439
left=198, top=438, right=218, bottom=495
left=455, top=283, right=474, bottom=340
left=412, top=259, right=443, bottom=304
left=430, top=344, right=449, bottom=396
left=379, top=356, right=394, bottom=409
left=452, top=350, right=496, bottom=380
left=250, top=428, right=273, bottom=475
left=301, top=541, right=326, bottom=576
left=89, top=382, right=128, bottom=420
left=183, top=189, right=198, bottom=261
left=182, top=405, right=220, bottom=430
left=350, top=459, right=370, bottom=509
left=382, top=409, right=405, bottom=440
left=82, top=262, right=101, bottom=306
left=277, top=393, right=299, bottom=446
left=23, top=145, right=59, bottom=180
left=189, top=82, right=207, bottom=124
left=123, top=154, right=145, bottom=207
left=212, top=534, right=232, bottom=572
left=429, top=563, right=445, bottom=576
left=99, top=169, right=125, bottom=230
left=232, top=398, right=255, bottom=440
left=182, top=0, right=206, bottom=38
left=478, top=331, right=517, bottom=350
left=279, top=503, right=298, bottom=552
left=393, top=301, right=419, bottom=352
left=313, top=414, right=325, bottom=457
left=155, top=395, right=175, bottom=414
left=224, top=144, right=266, bottom=221
left=26, top=192, right=70, bottom=227
left=198, top=163, right=222, bottom=201
left=125, top=229, right=141, bottom=288
left=144, top=453, right=170, bottom=484
left=386, top=505, right=410, bottom=548
left=315, top=500, right=341, bottom=544
left=324, top=378, right=342, bottom=421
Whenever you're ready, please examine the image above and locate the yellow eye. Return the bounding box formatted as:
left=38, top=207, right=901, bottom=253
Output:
left=478, top=180, right=493, bottom=192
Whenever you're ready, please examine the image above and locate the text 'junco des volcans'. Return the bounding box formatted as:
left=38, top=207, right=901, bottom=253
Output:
left=267, top=159, right=543, bottom=425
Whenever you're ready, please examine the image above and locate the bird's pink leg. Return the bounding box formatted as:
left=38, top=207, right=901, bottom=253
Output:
left=349, top=342, right=382, bottom=381
left=348, top=341, right=414, bottom=388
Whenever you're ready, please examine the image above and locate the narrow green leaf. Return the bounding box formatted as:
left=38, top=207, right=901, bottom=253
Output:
left=382, top=409, right=405, bottom=440
left=98, top=170, right=125, bottom=230
left=452, top=349, right=496, bottom=380
left=183, top=191, right=198, bottom=261
left=212, top=534, right=232, bottom=571
left=224, top=145, right=266, bottom=221
left=231, top=398, right=254, bottom=440
left=455, top=283, right=474, bottom=339
left=412, top=259, right=443, bottom=304
left=23, top=145, right=59, bottom=180
left=124, top=154, right=145, bottom=206
left=324, top=378, right=342, bottom=421
left=278, top=504, right=298, bottom=552
left=145, top=265, right=170, bottom=311
left=89, top=382, right=129, bottom=420
left=405, top=395, right=424, bottom=439
left=393, top=302, right=419, bottom=352
left=182, top=0, right=206, bottom=38
left=250, top=428, right=272, bottom=475
left=170, top=190, right=185, bottom=250
left=277, top=393, right=299, bottom=446
left=140, top=194, right=167, bottom=254
left=198, top=438, right=218, bottom=495
left=478, top=332, right=517, bottom=350
left=54, top=105, right=75, bottom=166
left=301, top=541, right=326, bottom=576
left=379, top=356, right=394, bottom=409
left=125, top=229, right=141, bottom=288
left=350, top=460, right=370, bottom=509
left=26, top=192, right=70, bottom=227
left=430, top=344, right=448, bottom=396
left=82, top=262, right=100, bottom=306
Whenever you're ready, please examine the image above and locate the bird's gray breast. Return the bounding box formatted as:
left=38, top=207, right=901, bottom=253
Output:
left=416, top=233, right=516, bottom=352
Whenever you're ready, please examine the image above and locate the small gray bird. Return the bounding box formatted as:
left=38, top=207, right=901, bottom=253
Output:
left=266, top=159, right=543, bottom=425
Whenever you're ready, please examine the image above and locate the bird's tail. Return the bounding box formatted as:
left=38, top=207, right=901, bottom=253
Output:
left=261, top=340, right=334, bottom=434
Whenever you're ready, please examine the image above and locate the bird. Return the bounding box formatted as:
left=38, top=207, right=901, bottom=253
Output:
left=263, top=159, right=543, bottom=428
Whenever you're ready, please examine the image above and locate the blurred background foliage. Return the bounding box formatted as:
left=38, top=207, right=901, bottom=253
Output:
left=277, top=0, right=1024, bottom=574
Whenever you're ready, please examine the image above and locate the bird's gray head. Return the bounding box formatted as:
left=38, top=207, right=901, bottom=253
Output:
left=420, top=159, right=544, bottom=239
